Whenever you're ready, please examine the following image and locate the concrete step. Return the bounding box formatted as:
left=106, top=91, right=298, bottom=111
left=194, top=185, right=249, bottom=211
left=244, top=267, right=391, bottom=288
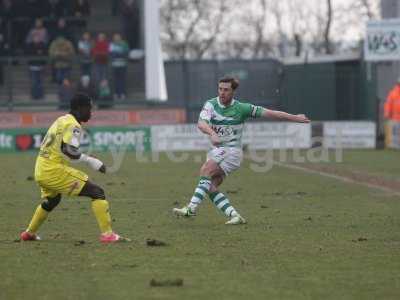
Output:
left=1, top=28, right=144, bottom=102
left=90, top=0, right=114, bottom=16
left=87, top=17, right=121, bottom=35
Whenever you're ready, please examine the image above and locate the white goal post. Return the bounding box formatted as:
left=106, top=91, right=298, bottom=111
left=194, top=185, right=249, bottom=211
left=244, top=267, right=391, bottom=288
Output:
left=144, top=0, right=168, bottom=101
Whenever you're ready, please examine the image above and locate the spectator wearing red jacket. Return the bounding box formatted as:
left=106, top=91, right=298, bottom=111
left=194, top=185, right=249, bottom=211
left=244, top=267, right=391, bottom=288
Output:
left=92, top=33, right=109, bottom=86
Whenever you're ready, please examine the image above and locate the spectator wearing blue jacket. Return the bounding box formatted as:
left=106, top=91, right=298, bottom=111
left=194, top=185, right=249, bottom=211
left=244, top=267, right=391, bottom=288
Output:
left=109, top=33, right=129, bottom=100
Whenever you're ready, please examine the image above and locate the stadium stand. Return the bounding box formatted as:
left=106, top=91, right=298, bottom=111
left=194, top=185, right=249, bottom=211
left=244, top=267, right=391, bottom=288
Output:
left=0, top=0, right=144, bottom=108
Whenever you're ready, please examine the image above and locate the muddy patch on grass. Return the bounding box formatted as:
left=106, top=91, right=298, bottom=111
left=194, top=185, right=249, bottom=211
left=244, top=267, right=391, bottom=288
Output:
left=74, top=240, right=86, bottom=246
left=146, top=239, right=167, bottom=247
left=150, top=278, right=183, bottom=287
left=352, top=237, right=368, bottom=243
left=112, top=264, right=137, bottom=269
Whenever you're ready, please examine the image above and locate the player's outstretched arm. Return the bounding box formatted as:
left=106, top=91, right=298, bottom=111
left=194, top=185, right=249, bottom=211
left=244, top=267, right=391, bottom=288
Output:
left=262, top=109, right=310, bottom=123
left=198, top=120, right=221, bottom=146
left=61, top=142, right=106, bottom=173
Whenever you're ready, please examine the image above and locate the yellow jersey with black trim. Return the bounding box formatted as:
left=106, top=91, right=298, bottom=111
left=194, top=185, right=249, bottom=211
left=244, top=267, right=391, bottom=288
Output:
left=36, top=114, right=82, bottom=170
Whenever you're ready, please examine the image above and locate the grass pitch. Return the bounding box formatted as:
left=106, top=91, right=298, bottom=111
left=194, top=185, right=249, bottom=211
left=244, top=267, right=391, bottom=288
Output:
left=1, top=150, right=400, bottom=300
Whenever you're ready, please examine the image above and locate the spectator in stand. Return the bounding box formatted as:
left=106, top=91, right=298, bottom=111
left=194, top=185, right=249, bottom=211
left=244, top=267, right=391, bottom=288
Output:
left=27, top=35, right=47, bottom=100
left=0, top=17, right=10, bottom=85
left=98, top=79, right=113, bottom=108
left=25, top=18, right=49, bottom=47
left=0, top=17, right=8, bottom=47
left=76, top=75, right=97, bottom=100
left=48, top=19, right=74, bottom=81
left=118, top=0, right=140, bottom=49
left=385, top=77, right=400, bottom=122
left=0, top=0, right=16, bottom=55
left=58, top=78, right=74, bottom=109
left=72, top=0, right=90, bottom=17
left=109, top=33, right=129, bottom=100
left=0, top=0, right=16, bottom=19
left=4, top=0, right=27, bottom=51
left=70, top=0, right=90, bottom=29
left=92, top=33, right=109, bottom=86
left=78, top=31, right=93, bottom=76
left=50, top=18, right=74, bottom=44
left=112, top=0, right=118, bottom=16
left=49, top=36, right=75, bottom=84
left=43, top=0, right=68, bottom=19
left=26, top=0, right=47, bottom=18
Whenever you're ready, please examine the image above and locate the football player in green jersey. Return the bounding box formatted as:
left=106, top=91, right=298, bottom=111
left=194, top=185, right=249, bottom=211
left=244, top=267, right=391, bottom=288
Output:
left=173, top=77, right=310, bottom=224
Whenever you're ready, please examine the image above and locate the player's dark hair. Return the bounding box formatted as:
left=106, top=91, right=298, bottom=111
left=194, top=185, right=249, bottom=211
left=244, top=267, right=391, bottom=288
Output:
left=219, top=77, right=239, bottom=90
left=70, top=93, right=92, bottom=110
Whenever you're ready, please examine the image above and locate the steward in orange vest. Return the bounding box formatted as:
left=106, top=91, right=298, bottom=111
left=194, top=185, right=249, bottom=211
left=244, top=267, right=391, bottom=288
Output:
left=385, top=79, right=400, bottom=121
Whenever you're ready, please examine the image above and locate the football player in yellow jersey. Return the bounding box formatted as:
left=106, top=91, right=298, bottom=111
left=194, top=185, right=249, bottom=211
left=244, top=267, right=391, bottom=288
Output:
left=20, top=93, right=128, bottom=243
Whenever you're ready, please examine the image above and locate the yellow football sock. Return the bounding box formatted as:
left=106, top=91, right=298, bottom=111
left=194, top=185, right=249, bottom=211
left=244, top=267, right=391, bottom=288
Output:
left=27, top=205, right=49, bottom=233
left=91, top=199, right=113, bottom=234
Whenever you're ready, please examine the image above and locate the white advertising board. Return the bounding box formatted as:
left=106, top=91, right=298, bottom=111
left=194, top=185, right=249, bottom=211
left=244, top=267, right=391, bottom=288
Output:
left=386, top=121, right=400, bottom=149
left=151, top=122, right=311, bottom=152
left=243, top=123, right=311, bottom=150
left=151, top=124, right=210, bottom=151
left=365, top=19, right=400, bottom=61
left=323, top=122, right=376, bottom=148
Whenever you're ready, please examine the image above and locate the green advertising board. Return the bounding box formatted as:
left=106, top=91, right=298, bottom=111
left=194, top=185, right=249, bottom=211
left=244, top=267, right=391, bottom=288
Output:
left=87, top=127, right=151, bottom=152
left=0, top=127, right=151, bottom=153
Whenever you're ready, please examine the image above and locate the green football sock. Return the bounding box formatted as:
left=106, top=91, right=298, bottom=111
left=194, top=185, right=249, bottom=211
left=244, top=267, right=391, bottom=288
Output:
left=209, top=191, right=237, bottom=217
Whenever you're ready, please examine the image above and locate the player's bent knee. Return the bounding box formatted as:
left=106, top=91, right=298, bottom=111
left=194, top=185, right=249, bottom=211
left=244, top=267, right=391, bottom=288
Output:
left=41, top=194, right=61, bottom=212
left=199, top=165, right=210, bottom=176
left=209, top=184, right=218, bottom=193
left=201, top=166, right=222, bottom=178
left=200, top=163, right=214, bottom=176
left=92, top=185, right=106, bottom=200
left=79, top=181, right=106, bottom=200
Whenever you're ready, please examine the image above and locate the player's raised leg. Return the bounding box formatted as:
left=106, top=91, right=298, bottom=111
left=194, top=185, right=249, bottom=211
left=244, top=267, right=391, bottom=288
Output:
left=172, top=175, right=211, bottom=217
left=173, top=159, right=224, bottom=217
left=21, top=194, right=61, bottom=241
left=209, top=176, right=246, bottom=225
left=79, top=181, right=129, bottom=243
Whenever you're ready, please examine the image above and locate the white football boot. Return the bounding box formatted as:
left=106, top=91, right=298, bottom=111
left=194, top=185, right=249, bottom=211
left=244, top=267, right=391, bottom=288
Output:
left=173, top=206, right=196, bottom=217
left=225, top=213, right=246, bottom=225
